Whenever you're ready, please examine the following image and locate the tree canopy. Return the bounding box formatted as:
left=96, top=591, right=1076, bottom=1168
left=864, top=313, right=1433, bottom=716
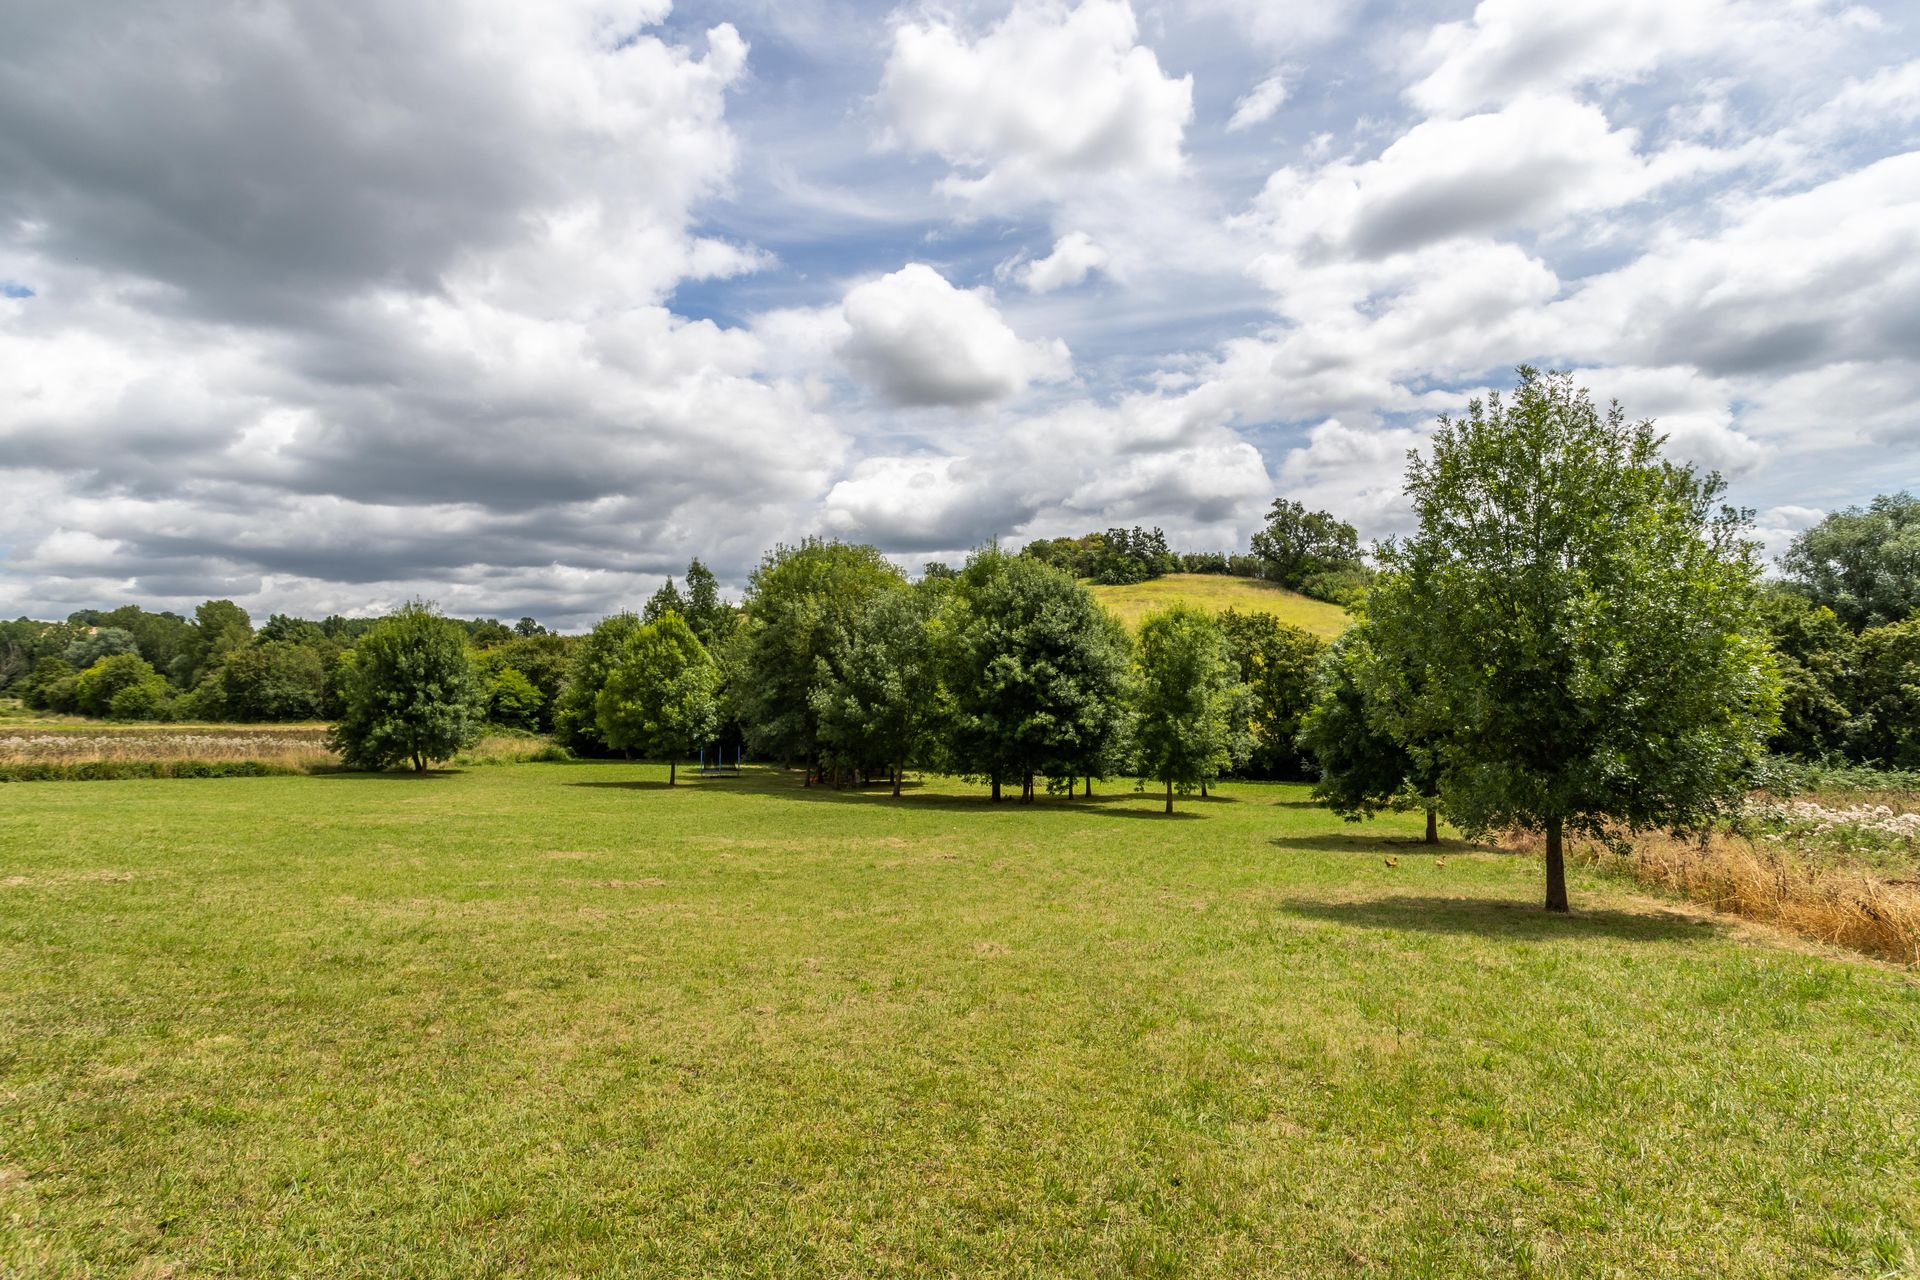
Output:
left=328, top=603, right=487, bottom=772
left=1781, top=491, right=1920, bottom=632
left=1367, top=367, right=1779, bottom=910
left=1131, top=603, right=1240, bottom=813
left=595, top=611, right=720, bottom=785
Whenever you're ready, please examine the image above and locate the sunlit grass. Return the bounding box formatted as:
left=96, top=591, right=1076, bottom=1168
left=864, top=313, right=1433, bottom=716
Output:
left=1, top=765, right=1915, bottom=1277
left=1086, top=574, right=1351, bottom=636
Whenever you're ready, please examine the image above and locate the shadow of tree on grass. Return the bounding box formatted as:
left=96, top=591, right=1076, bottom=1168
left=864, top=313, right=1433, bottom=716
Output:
left=1281, top=894, right=1717, bottom=945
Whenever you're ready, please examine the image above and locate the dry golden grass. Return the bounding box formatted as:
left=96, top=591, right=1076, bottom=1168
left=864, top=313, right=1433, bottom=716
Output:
left=1507, top=824, right=1920, bottom=966
left=0, top=727, right=336, bottom=768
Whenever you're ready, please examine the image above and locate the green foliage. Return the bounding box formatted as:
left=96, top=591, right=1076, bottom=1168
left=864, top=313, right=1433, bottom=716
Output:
left=1753, top=586, right=1857, bottom=759
left=940, top=549, right=1134, bottom=798
left=73, top=653, right=163, bottom=717
left=328, top=603, right=487, bottom=772
left=1298, top=628, right=1434, bottom=825
left=594, top=611, right=719, bottom=783
left=486, top=665, right=545, bottom=732
left=173, top=600, right=254, bottom=688
left=1843, top=619, right=1920, bottom=768
left=21, top=657, right=78, bottom=711
left=1131, top=603, right=1239, bottom=811
left=1022, top=527, right=1180, bottom=585
left=682, top=558, right=737, bottom=649
left=1781, top=491, right=1920, bottom=631
left=108, top=673, right=174, bottom=720
left=1215, top=608, right=1323, bottom=778
left=215, top=641, right=329, bottom=721
left=553, top=613, right=642, bottom=755
left=63, top=627, right=140, bottom=670
left=477, top=634, right=571, bottom=731
left=734, top=540, right=906, bottom=766
left=1368, top=367, right=1780, bottom=909
left=810, top=586, right=940, bottom=792
left=1250, top=500, right=1363, bottom=594
left=642, top=576, right=686, bottom=624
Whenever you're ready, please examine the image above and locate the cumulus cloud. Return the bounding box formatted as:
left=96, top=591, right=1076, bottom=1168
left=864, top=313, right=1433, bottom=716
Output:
left=837, top=264, right=1072, bottom=406
left=879, top=0, right=1192, bottom=206
left=1407, top=0, right=1877, bottom=116
left=1245, top=95, right=1712, bottom=261
left=1018, top=232, right=1110, bottom=293
left=1, top=0, right=1916, bottom=622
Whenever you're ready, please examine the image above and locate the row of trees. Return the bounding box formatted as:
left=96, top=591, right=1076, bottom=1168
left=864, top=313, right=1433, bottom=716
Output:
left=1018, top=506, right=1369, bottom=604
left=550, top=542, right=1328, bottom=803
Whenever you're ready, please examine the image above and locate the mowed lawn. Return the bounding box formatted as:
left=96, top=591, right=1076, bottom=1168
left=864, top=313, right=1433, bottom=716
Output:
left=2, top=767, right=1916, bottom=1278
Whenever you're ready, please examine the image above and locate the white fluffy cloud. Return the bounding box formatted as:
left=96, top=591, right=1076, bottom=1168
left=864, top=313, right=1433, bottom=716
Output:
left=1408, top=0, right=1878, bottom=115
left=837, top=264, right=1072, bottom=406
left=1245, top=95, right=1709, bottom=261
left=1227, top=74, right=1289, bottom=131
left=1018, top=232, right=1110, bottom=293
left=1, top=0, right=1915, bottom=622
left=879, top=0, right=1193, bottom=206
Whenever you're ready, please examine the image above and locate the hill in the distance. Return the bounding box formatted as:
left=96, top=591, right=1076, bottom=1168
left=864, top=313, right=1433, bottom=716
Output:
left=1086, top=574, right=1352, bottom=638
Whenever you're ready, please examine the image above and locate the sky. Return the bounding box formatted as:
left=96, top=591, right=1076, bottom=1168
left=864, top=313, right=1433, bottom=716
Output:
left=1, top=0, right=1917, bottom=628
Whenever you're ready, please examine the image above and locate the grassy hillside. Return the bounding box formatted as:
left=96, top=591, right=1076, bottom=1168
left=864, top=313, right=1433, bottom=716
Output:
left=1088, top=572, right=1351, bottom=637
left=3, top=765, right=1915, bottom=1277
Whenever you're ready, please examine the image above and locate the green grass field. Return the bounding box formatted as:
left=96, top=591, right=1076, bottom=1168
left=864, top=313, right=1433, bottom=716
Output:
left=1087, top=575, right=1351, bottom=637
left=3, top=765, right=1916, bottom=1277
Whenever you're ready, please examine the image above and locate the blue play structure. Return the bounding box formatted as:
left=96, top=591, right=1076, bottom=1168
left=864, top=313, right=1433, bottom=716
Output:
left=697, top=743, right=744, bottom=777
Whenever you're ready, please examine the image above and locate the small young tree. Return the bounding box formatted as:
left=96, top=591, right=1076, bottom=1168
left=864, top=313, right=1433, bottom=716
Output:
left=1369, top=368, right=1780, bottom=910
left=328, top=603, right=487, bottom=772
left=595, top=611, right=719, bottom=786
left=1132, top=603, right=1238, bottom=813
left=811, top=587, right=939, bottom=795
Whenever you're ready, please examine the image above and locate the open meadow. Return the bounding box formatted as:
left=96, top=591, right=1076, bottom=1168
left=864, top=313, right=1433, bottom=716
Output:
left=3, top=765, right=1917, bottom=1278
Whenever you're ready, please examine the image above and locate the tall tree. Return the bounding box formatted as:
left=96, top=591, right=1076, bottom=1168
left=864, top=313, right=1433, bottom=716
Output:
left=595, top=611, right=720, bottom=786
left=328, top=603, right=487, bottom=772
left=682, top=558, right=737, bottom=649
left=1216, top=608, right=1324, bottom=779
left=1131, top=604, right=1239, bottom=813
left=811, top=586, right=940, bottom=795
left=1368, top=368, right=1779, bottom=911
left=1250, top=500, right=1362, bottom=591
left=1754, top=586, right=1856, bottom=759
left=642, top=577, right=686, bottom=624
left=1843, top=620, right=1920, bottom=768
left=734, top=540, right=905, bottom=772
left=1781, top=492, right=1920, bottom=632
left=553, top=613, right=642, bottom=755
left=174, top=599, right=253, bottom=688
left=939, top=549, right=1132, bottom=802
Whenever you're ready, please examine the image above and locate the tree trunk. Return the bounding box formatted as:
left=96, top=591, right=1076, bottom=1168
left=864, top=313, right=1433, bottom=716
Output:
left=1544, top=815, right=1569, bottom=912
left=991, top=777, right=1001, bottom=802
left=1425, top=805, right=1439, bottom=845
left=892, top=753, right=904, bottom=797
left=669, top=759, right=676, bottom=787
left=1022, top=772, right=1034, bottom=804
left=1165, top=776, right=1174, bottom=814
left=1200, top=779, right=1208, bottom=798
left=1086, top=774, right=1093, bottom=797
left=412, top=751, right=426, bottom=773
